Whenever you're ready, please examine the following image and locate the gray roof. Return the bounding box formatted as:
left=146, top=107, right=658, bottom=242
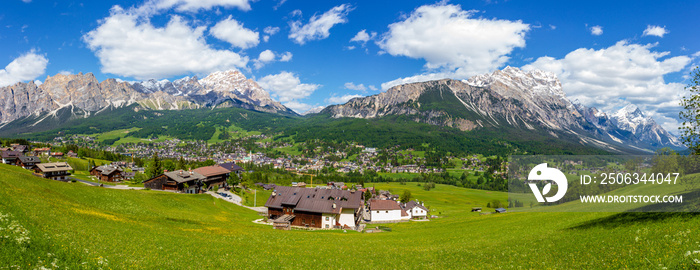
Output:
left=163, top=170, right=206, bottom=184
left=1, top=151, right=21, bottom=159
left=18, top=156, right=41, bottom=163
left=265, top=186, right=363, bottom=214
left=403, top=201, right=428, bottom=212
left=35, top=162, right=72, bottom=173
left=92, top=165, right=123, bottom=176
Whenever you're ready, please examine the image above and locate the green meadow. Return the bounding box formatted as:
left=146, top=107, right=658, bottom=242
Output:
left=2, top=163, right=700, bottom=269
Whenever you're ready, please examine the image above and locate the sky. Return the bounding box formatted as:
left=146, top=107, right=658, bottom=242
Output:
left=1, top=0, right=699, bottom=133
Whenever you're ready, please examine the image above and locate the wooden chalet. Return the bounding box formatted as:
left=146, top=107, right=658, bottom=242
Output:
left=219, top=162, right=243, bottom=175
left=12, top=145, right=29, bottom=154
left=33, top=148, right=51, bottom=156
left=193, top=165, right=230, bottom=190
left=1, top=151, right=21, bottom=164
left=144, top=170, right=206, bottom=194
left=15, top=156, right=41, bottom=169
left=265, top=186, right=364, bottom=230
left=90, top=165, right=125, bottom=182
left=33, top=162, right=73, bottom=181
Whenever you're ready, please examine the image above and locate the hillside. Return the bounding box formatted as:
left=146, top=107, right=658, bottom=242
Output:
left=2, top=164, right=700, bottom=268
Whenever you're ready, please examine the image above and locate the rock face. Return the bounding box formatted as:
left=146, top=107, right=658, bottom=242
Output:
left=323, top=66, right=683, bottom=151
left=0, top=70, right=295, bottom=125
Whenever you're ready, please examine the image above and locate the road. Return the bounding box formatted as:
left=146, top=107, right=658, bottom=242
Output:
left=207, top=190, right=267, bottom=213
left=71, top=177, right=145, bottom=190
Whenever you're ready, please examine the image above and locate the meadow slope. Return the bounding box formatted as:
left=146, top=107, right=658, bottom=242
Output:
left=1, top=164, right=700, bottom=269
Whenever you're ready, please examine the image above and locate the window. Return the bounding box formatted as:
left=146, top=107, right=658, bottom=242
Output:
left=385, top=211, right=388, bottom=213
left=311, top=220, right=315, bottom=225
left=302, top=218, right=305, bottom=224
left=376, top=211, right=379, bottom=214
left=325, top=216, right=329, bottom=221
left=325, top=224, right=329, bottom=228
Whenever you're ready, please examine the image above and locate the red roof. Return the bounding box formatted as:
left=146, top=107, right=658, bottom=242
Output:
left=193, top=165, right=230, bottom=177
left=369, top=199, right=401, bottom=211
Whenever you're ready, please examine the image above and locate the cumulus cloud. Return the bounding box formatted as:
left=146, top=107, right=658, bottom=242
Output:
left=643, top=25, right=668, bottom=37
left=377, top=3, right=529, bottom=89
left=343, top=82, right=367, bottom=91
left=289, top=4, right=353, bottom=45
left=262, top=26, right=280, bottom=42
left=257, top=71, right=320, bottom=103
left=83, top=7, right=248, bottom=80
left=282, top=101, right=315, bottom=113
left=368, top=85, right=378, bottom=91
left=522, top=40, right=693, bottom=131
left=137, top=0, right=251, bottom=15
left=350, top=29, right=376, bottom=46
left=253, top=50, right=292, bottom=69
left=0, top=51, right=48, bottom=87
left=210, top=16, right=259, bottom=49
left=590, top=25, right=603, bottom=35
left=279, top=52, right=293, bottom=62
left=326, top=94, right=363, bottom=104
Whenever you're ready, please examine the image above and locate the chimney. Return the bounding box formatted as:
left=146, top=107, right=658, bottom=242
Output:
left=272, top=191, right=276, bottom=197
left=332, top=203, right=336, bottom=209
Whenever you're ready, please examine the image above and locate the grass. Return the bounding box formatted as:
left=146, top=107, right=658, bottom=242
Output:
left=238, top=188, right=272, bottom=207
left=2, top=163, right=700, bottom=269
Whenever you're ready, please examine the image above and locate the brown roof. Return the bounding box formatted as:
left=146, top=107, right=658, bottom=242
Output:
left=193, top=165, right=230, bottom=177
left=369, top=199, right=402, bottom=211
left=163, top=170, right=206, bottom=184
left=2, top=151, right=21, bottom=159
left=35, top=162, right=73, bottom=173
left=403, top=201, right=429, bottom=212
left=265, top=186, right=363, bottom=214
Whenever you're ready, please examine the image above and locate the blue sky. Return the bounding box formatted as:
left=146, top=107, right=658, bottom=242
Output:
left=1, top=0, right=699, bottom=132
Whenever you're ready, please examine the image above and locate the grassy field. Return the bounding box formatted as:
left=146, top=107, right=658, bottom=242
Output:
left=2, top=163, right=700, bottom=269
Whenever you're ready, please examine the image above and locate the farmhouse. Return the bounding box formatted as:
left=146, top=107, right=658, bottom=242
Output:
left=33, top=162, right=73, bottom=181
left=15, top=156, right=41, bottom=169
left=144, top=170, right=206, bottom=194
left=265, top=186, right=364, bottom=229
left=2, top=151, right=21, bottom=164
left=402, top=201, right=429, bottom=219
left=368, top=199, right=409, bottom=222
left=90, top=165, right=125, bottom=182
left=193, top=165, right=230, bottom=190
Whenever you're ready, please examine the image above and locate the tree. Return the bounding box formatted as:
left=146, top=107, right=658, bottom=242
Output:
left=400, top=190, right=412, bottom=203
left=227, top=173, right=240, bottom=188
left=680, top=67, right=700, bottom=154
left=177, top=157, right=186, bottom=170
left=364, top=190, right=372, bottom=201
left=146, top=152, right=163, bottom=178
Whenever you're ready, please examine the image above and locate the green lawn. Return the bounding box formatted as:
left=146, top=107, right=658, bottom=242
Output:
left=2, top=164, right=700, bottom=269
left=238, top=188, right=272, bottom=207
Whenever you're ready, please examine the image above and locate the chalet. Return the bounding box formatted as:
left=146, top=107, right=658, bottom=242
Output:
left=90, top=165, right=125, bottom=182
left=402, top=201, right=429, bottom=219
left=33, top=162, right=73, bottom=181
left=369, top=199, right=409, bottom=222
left=495, top=208, right=507, bottom=213
left=123, top=172, right=136, bottom=180
left=2, top=151, right=21, bottom=164
left=66, top=151, right=78, bottom=158
left=144, top=170, right=206, bottom=194
left=219, top=162, right=243, bottom=175
left=50, top=152, right=64, bottom=158
left=193, top=165, right=230, bottom=190
left=12, top=145, right=29, bottom=153
left=15, top=156, right=41, bottom=169
left=266, top=186, right=364, bottom=230
left=33, top=148, right=51, bottom=156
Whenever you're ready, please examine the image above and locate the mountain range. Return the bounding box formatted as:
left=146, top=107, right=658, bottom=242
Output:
left=0, top=67, right=684, bottom=152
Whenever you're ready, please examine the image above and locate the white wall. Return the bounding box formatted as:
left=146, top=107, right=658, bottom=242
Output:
left=338, top=208, right=356, bottom=228
left=321, top=213, right=336, bottom=229
left=371, top=209, right=403, bottom=222
left=410, top=207, right=427, bottom=218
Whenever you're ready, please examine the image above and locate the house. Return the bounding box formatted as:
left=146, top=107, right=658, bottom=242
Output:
left=2, top=151, right=21, bottom=164
left=66, top=151, right=78, bottom=158
left=471, top=207, right=482, bottom=212
left=50, top=152, right=64, bottom=158
left=218, top=162, right=243, bottom=175
left=265, top=186, right=364, bottom=229
left=123, top=172, right=136, bottom=180
left=33, top=148, right=51, bottom=156
left=15, top=156, right=41, bottom=169
left=193, top=165, right=230, bottom=190
left=402, top=201, right=429, bottom=219
left=90, top=165, right=125, bottom=182
left=369, top=199, right=409, bottom=222
left=33, top=162, right=73, bottom=181
left=144, top=170, right=206, bottom=193
left=495, top=208, right=507, bottom=213
left=12, top=145, right=29, bottom=154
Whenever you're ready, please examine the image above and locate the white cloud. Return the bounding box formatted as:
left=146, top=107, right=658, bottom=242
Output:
left=643, top=25, right=668, bottom=38
left=262, top=26, right=280, bottom=42
left=590, top=25, right=603, bottom=35
left=0, top=51, right=48, bottom=87
left=257, top=71, right=320, bottom=103
left=83, top=7, right=248, bottom=80
left=522, top=40, right=693, bottom=131
left=350, top=29, right=376, bottom=46
left=368, top=85, right=378, bottom=91
left=377, top=3, right=529, bottom=89
left=137, top=0, right=251, bottom=15
left=279, top=52, right=293, bottom=62
left=273, top=0, right=287, bottom=10
left=326, top=94, right=363, bottom=104
left=282, top=101, right=315, bottom=113
left=549, top=24, right=556, bottom=30
left=33, top=80, right=42, bottom=85
left=210, top=16, right=259, bottom=49
left=58, top=70, right=72, bottom=75
left=343, top=82, right=367, bottom=91
left=289, top=4, right=353, bottom=45
left=21, top=0, right=31, bottom=3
